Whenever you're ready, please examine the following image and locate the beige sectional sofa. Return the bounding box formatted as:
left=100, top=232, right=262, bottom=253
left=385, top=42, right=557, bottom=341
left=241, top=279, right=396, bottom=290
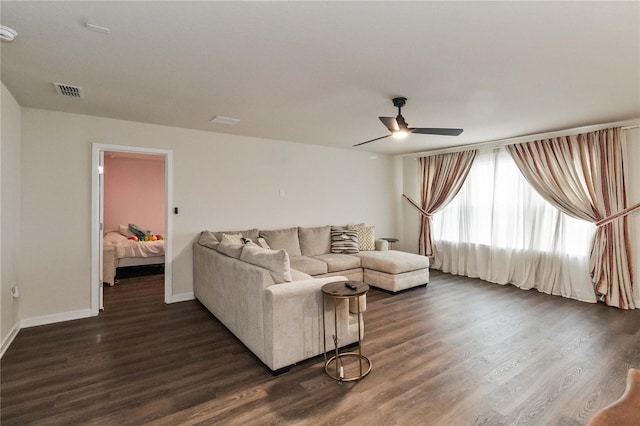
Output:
left=193, top=225, right=429, bottom=373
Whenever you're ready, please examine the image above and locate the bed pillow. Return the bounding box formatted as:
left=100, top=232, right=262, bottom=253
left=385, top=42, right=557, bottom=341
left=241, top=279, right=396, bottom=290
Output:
left=240, top=244, right=292, bottom=283
left=119, top=225, right=135, bottom=238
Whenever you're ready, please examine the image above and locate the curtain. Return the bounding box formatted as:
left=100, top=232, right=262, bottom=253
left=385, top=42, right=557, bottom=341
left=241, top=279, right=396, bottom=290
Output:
left=432, top=148, right=597, bottom=303
left=507, top=128, right=639, bottom=309
left=418, top=151, right=477, bottom=256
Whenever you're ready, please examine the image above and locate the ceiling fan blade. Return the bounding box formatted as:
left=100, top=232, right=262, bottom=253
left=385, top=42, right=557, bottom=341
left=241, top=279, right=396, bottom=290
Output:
left=379, top=116, right=399, bottom=132
left=353, top=134, right=391, bottom=147
left=411, top=128, right=464, bottom=136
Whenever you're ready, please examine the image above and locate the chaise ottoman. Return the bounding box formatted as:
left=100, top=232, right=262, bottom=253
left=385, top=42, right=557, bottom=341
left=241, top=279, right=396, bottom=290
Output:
left=355, top=250, right=430, bottom=292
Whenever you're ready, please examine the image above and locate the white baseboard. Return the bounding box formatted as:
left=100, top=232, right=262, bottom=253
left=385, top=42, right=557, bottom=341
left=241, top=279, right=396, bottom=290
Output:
left=170, top=292, right=194, bottom=303
left=1, top=322, right=21, bottom=358
left=20, top=308, right=95, bottom=329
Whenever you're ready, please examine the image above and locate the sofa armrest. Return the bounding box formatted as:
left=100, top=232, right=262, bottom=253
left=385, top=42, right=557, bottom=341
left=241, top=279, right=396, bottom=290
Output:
left=375, top=239, right=389, bottom=251
left=263, top=276, right=359, bottom=371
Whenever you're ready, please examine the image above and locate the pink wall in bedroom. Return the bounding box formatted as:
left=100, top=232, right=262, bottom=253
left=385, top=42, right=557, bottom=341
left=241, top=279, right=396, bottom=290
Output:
left=104, top=154, right=165, bottom=234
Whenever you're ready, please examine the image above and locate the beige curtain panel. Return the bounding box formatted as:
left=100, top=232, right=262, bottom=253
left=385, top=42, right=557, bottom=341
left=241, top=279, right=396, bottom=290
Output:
left=507, top=128, right=640, bottom=309
left=417, top=150, right=477, bottom=256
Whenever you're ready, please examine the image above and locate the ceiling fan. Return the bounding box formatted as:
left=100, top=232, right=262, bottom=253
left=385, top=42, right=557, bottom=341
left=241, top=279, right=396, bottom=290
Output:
left=353, top=97, right=463, bottom=147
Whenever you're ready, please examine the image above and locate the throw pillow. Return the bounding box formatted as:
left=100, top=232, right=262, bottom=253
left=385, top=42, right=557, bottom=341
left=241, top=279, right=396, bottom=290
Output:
left=240, top=245, right=292, bottom=283
left=257, top=237, right=271, bottom=250
left=213, top=229, right=259, bottom=242
left=216, top=241, right=243, bottom=258
left=198, top=230, right=220, bottom=249
left=222, top=233, right=243, bottom=244
left=348, top=224, right=376, bottom=251
left=330, top=227, right=359, bottom=254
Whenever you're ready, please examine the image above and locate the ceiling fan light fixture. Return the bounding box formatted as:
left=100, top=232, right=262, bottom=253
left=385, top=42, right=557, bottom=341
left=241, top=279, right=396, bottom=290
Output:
left=0, top=25, right=18, bottom=42
left=392, top=130, right=408, bottom=139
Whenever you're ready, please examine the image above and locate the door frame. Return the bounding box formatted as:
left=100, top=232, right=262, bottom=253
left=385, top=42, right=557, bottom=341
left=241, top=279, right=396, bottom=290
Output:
left=91, top=143, right=173, bottom=315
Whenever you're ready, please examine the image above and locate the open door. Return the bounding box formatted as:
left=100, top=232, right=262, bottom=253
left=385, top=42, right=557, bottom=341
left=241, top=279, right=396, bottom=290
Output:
left=91, top=143, right=173, bottom=315
left=98, top=150, right=105, bottom=310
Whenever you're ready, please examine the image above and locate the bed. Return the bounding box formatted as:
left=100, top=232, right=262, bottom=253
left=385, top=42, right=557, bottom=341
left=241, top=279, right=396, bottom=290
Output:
left=103, top=228, right=165, bottom=285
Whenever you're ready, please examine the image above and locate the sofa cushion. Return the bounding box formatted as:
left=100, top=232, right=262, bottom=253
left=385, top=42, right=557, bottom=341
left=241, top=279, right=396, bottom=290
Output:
left=312, top=253, right=361, bottom=273
left=240, top=245, right=292, bottom=283
left=289, top=256, right=328, bottom=276
left=216, top=241, right=244, bottom=258
left=259, top=227, right=302, bottom=257
left=356, top=250, right=430, bottom=274
left=330, top=227, right=359, bottom=254
left=213, top=228, right=259, bottom=242
left=298, top=225, right=331, bottom=256
left=347, top=224, right=376, bottom=251
left=198, top=231, right=220, bottom=249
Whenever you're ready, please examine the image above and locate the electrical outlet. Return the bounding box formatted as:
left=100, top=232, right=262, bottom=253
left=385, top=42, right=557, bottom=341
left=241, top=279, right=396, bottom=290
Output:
left=11, top=286, right=19, bottom=299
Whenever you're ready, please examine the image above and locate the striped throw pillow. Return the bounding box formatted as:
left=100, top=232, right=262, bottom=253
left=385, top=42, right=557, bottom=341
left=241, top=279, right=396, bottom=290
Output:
left=330, top=227, right=359, bottom=254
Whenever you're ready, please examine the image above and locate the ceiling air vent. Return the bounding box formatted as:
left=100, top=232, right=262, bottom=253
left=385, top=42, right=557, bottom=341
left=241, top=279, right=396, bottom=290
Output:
left=53, top=83, right=84, bottom=98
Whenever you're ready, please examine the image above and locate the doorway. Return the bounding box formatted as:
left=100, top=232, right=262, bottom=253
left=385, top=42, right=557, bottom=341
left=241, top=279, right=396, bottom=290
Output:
left=91, top=144, right=173, bottom=315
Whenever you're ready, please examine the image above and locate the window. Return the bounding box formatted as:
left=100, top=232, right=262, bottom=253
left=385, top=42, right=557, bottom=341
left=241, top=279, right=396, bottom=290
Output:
left=431, top=148, right=597, bottom=302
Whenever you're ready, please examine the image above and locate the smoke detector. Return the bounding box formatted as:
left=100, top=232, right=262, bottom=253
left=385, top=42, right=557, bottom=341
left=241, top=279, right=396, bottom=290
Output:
left=0, top=25, right=18, bottom=42
left=53, top=83, right=84, bottom=98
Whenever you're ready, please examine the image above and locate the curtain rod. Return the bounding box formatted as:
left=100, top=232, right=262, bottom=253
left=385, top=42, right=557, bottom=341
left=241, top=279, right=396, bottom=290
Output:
left=402, top=118, right=640, bottom=158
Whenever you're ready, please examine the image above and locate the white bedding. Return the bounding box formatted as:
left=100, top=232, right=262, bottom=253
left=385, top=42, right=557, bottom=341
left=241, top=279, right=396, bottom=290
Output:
left=104, top=231, right=165, bottom=259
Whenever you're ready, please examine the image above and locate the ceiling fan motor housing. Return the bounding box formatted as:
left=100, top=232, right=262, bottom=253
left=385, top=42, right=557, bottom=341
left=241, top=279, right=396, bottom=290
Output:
left=392, top=97, right=407, bottom=108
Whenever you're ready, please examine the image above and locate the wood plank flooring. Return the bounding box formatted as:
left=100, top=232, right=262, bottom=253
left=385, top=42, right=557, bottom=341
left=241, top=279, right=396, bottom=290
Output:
left=2, top=270, right=639, bottom=425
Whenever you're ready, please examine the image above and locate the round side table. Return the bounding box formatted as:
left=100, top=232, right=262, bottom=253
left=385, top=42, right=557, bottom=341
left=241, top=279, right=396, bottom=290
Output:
left=380, top=238, right=399, bottom=249
left=321, top=281, right=372, bottom=382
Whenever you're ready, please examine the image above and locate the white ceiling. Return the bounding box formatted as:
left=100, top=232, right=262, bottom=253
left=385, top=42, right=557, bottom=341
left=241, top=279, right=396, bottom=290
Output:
left=1, top=1, right=638, bottom=155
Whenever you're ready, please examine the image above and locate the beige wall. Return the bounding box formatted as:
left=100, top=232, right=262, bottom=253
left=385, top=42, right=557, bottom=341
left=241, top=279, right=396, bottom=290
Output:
left=1, top=83, right=22, bottom=350
left=401, top=128, right=640, bottom=306
left=401, top=156, right=421, bottom=254
left=19, top=108, right=398, bottom=320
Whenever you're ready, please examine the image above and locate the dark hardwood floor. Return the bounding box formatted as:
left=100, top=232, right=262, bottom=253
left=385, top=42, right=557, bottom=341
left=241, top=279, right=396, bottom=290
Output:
left=2, top=270, right=639, bottom=425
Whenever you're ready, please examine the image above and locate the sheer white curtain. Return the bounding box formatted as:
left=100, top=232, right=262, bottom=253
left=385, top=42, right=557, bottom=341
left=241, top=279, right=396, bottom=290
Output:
left=431, top=148, right=597, bottom=303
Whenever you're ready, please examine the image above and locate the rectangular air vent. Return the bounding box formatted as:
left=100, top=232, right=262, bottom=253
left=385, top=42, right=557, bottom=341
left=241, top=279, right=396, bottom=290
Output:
left=210, top=115, right=240, bottom=125
left=53, top=83, right=84, bottom=98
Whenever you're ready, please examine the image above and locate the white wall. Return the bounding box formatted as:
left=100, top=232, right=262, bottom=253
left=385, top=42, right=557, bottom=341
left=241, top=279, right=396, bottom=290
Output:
left=19, top=108, right=398, bottom=321
left=400, top=128, right=640, bottom=306
left=401, top=156, right=421, bottom=254
left=1, top=83, right=22, bottom=353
